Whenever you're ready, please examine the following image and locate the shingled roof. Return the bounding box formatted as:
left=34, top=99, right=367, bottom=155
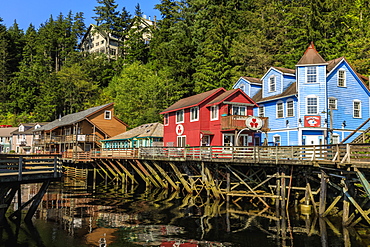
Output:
left=253, top=82, right=297, bottom=103
left=297, top=42, right=327, bottom=65
left=240, top=76, right=262, bottom=84
left=161, top=88, right=224, bottom=114
left=36, top=103, right=113, bottom=131
left=103, top=122, right=163, bottom=141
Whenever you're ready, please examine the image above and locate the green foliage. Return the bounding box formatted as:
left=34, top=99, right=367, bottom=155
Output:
left=1, top=0, right=370, bottom=127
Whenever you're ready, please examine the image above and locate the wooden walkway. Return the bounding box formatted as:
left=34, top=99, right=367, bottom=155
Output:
left=65, top=143, right=370, bottom=168
left=0, top=154, right=63, bottom=183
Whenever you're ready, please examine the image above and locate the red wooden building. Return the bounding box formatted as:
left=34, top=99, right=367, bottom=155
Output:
left=160, top=87, right=264, bottom=147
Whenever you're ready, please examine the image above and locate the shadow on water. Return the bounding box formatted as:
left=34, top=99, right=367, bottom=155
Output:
left=1, top=173, right=370, bottom=247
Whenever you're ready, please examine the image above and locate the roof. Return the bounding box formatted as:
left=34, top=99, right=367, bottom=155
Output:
left=240, top=76, right=262, bottom=84
left=0, top=127, right=18, bottom=137
left=160, top=88, right=224, bottom=114
left=102, top=122, right=163, bottom=141
left=253, top=82, right=297, bottom=103
left=296, top=42, right=327, bottom=65
left=206, top=89, right=258, bottom=107
left=272, top=67, right=296, bottom=75
left=36, top=103, right=114, bottom=131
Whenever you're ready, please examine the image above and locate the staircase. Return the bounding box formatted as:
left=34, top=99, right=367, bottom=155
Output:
left=340, top=118, right=370, bottom=144
left=351, top=126, right=370, bottom=143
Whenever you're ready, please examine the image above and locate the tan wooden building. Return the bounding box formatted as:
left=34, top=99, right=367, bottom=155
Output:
left=33, top=103, right=128, bottom=155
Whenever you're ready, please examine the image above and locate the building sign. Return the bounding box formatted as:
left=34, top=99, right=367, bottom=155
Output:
left=176, top=124, right=184, bottom=136
left=245, top=116, right=263, bottom=130
left=77, top=135, right=86, bottom=141
left=304, top=116, right=321, bottom=127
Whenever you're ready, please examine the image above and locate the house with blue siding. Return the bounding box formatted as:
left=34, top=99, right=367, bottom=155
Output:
left=233, top=42, right=370, bottom=146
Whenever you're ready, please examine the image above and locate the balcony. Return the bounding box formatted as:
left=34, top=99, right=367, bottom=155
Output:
left=221, top=115, right=269, bottom=131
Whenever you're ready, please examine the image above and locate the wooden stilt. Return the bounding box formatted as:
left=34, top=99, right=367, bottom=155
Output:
left=129, top=160, right=150, bottom=188
left=322, top=195, right=342, bottom=217
left=25, top=181, right=50, bottom=222
left=142, top=161, right=167, bottom=189
left=319, top=217, right=328, bottom=247
left=135, top=160, right=161, bottom=188
left=319, top=170, right=327, bottom=216
left=281, top=170, right=286, bottom=212
left=116, top=160, right=138, bottom=185
left=152, top=161, right=179, bottom=191
left=169, top=162, right=192, bottom=194
left=307, top=182, right=318, bottom=215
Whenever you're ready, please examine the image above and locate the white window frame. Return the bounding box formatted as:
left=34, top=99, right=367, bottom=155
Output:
left=104, top=110, right=112, bottom=119
left=190, top=106, right=199, bottom=122
left=176, top=109, right=184, bottom=123
left=338, top=69, right=346, bottom=87
left=258, top=106, right=264, bottom=117
left=276, top=101, right=284, bottom=118
left=332, top=134, right=339, bottom=144
left=306, top=96, right=318, bottom=114
left=223, top=134, right=235, bottom=146
left=269, top=76, right=276, bottom=92
left=286, top=99, right=294, bottom=117
left=210, top=105, right=219, bottom=121
left=328, top=97, right=337, bottom=110
left=306, top=66, right=317, bottom=83
left=164, top=113, right=169, bottom=126
left=177, top=135, right=186, bottom=147
left=232, top=105, right=246, bottom=116
left=239, top=84, right=245, bottom=92
left=353, top=100, right=362, bottom=118
left=273, top=135, right=281, bottom=146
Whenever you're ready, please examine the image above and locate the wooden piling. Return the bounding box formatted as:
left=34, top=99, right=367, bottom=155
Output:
left=319, top=170, right=327, bottom=216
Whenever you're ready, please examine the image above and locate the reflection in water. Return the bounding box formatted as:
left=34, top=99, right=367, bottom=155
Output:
left=1, top=170, right=370, bottom=247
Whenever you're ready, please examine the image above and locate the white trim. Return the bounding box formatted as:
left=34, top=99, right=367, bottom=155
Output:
left=276, top=100, right=284, bottom=118
left=337, top=69, right=346, bottom=87
left=258, top=105, right=265, bottom=117
left=176, top=109, right=184, bottom=124
left=286, top=99, right=294, bottom=117
left=280, top=74, right=284, bottom=93
left=353, top=100, right=362, bottom=118
left=306, top=66, right=318, bottom=83
left=328, top=97, right=337, bottom=110
left=210, top=105, right=219, bottom=121
left=190, top=106, right=199, bottom=122
left=164, top=113, right=169, bottom=126
left=269, top=76, right=276, bottom=92
left=104, top=110, right=112, bottom=119
left=306, top=95, right=319, bottom=115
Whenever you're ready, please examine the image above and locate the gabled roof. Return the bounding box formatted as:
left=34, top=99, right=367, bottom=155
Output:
left=253, top=82, right=297, bottom=103
left=160, top=88, right=225, bottom=114
left=0, top=127, right=18, bottom=137
left=206, top=89, right=259, bottom=107
left=272, top=67, right=296, bottom=75
left=296, top=42, right=327, bottom=66
left=102, top=122, right=163, bottom=141
left=36, top=103, right=115, bottom=131
left=240, top=76, right=262, bottom=84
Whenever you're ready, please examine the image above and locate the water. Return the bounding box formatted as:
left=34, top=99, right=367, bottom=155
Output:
left=1, top=173, right=369, bottom=247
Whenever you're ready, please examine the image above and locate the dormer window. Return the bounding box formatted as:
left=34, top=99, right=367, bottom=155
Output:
left=338, top=69, right=346, bottom=87
left=104, top=110, right=112, bottom=119
left=306, top=66, right=317, bottom=83
left=19, top=125, right=24, bottom=132
left=269, top=76, right=276, bottom=92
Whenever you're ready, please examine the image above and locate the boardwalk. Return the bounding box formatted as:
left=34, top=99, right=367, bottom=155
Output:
left=65, top=143, right=370, bottom=168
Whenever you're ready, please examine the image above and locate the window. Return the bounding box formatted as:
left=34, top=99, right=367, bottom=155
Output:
left=104, top=110, right=112, bottom=119
left=269, top=76, right=276, bottom=92
left=276, top=102, right=284, bottom=118
left=223, top=134, right=234, bottom=146
left=190, top=107, right=199, bottom=121
left=328, top=98, right=337, bottom=110
left=307, top=66, right=317, bottom=83
left=177, top=136, right=186, bottom=147
left=210, top=105, right=218, bottom=120
left=353, top=100, right=361, bottom=118
left=332, top=135, right=339, bottom=144
left=273, top=135, right=281, bottom=146
left=286, top=100, right=294, bottom=117
left=338, top=69, right=346, bottom=87
left=258, top=106, right=264, bottom=117
left=239, top=85, right=245, bottom=92
left=307, top=97, right=318, bottom=114
left=176, top=110, right=184, bottom=123
left=232, top=105, right=246, bottom=116
left=164, top=114, right=169, bottom=126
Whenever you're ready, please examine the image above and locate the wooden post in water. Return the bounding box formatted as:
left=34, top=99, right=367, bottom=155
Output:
left=25, top=181, right=50, bottom=222
left=319, top=170, right=327, bottom=216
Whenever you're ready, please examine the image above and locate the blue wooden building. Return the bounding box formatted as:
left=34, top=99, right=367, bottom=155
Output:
left=233, top=43, right=370, bottom=146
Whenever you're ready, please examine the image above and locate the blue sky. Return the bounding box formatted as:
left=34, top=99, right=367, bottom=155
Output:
left=0, top=0, right=161, bottom=30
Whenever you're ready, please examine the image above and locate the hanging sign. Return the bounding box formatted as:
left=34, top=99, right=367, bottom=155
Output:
left=245, top=116, right=263, bottom=130
left=304, top=116, right=321, bottom=127
left=176, top=124, right=184, bottom=136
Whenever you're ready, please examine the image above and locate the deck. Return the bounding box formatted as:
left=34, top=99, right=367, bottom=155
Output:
left=66, top=143, right=370, bottom=168
left=0, top=154, right=63, bottom=183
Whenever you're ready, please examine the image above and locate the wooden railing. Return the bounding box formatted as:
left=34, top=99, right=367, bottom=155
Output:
left=0, top=154, right=63, bottom=183
left=66, top=143, right=370, bottom=167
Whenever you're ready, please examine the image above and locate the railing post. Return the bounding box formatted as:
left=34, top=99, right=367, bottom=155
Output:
left=346, top=144, right=351, bottom=163
left=18, top=156, right=23, bottom=181
left=53, top=156, right=58, bottom=178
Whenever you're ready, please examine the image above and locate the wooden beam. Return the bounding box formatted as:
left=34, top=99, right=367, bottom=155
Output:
left=152, top=161, right=179, bottom=191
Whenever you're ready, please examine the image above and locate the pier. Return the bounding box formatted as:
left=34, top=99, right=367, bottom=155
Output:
left=61, top=143, right=370, bottom=228
left=0, top=154, right=63, bottom=223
